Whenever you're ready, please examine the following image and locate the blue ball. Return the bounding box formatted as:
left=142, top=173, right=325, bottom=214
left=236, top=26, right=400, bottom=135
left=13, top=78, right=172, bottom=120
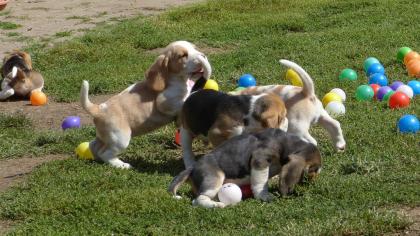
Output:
left=366, top=63, right=385, bottom=76
left=398, top=115, right=420, bottom=133
left=238, top=74, right=257, bottom=87
left=407, top=80, right=420, bottom=95
left=363, top=57, right=380, bottom=72
left=368, top=73, right=388, bottom=86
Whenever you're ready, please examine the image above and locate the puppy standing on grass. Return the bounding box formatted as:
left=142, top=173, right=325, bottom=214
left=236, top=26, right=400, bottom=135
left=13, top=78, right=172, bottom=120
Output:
left=230, top=59, right=346, bottom=151
left=180, top=89, right=288, bottom=168
left=81, top=41, right=212, bottom=169
left=169, top=128, right=322, bottom=208
left=0, top=50, right=44, bottom=100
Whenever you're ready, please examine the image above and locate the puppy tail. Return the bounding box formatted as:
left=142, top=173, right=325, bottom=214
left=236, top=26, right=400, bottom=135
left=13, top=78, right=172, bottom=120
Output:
left=279, top=59, right=315, bottom=97
left=168, top=167, right=193, bottom=197
left=81, top=80, right=100, bottom=117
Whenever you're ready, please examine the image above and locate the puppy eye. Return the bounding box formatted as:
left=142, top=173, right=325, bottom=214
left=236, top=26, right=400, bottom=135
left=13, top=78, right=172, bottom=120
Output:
left=179, top=53, right=188, bottom=59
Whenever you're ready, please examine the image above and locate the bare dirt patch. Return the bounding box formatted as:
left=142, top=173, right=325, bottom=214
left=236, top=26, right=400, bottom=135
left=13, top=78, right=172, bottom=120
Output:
left=387, top=207, right=420, bottom=236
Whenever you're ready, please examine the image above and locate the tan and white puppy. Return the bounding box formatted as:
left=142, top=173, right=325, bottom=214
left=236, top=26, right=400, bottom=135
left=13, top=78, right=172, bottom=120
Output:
left=0, top=50, right=44, bottom=100
left=169, top=128, right=322, bottom=208
left=231, top=59, right=346, bottom=151
left=180, top=89, right=288, bottom=168
left=81, top=41, right=212, bottom=169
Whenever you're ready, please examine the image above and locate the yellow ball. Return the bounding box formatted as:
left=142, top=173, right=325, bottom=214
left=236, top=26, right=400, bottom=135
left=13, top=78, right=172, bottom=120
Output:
left=75, top=142, right=94, bottom=160
left=322, top=92, right=342, bottom=107
left=203, top=79, right=219, bottom=91
left=285, top=69, right=303, bottom=87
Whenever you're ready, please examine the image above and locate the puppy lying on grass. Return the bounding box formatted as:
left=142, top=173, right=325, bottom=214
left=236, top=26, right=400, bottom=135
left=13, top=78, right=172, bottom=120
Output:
left=169, top=128, right=322, bottom=208
left=0, top=50, right=44, bottom=100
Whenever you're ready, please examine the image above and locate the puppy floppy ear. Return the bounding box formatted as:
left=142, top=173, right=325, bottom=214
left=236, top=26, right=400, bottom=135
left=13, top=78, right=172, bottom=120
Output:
left=254, top=95, right=287, bottom=129
left=145, top=54, right=169, bottom=92
left=278, top=155, right=305, bottom=196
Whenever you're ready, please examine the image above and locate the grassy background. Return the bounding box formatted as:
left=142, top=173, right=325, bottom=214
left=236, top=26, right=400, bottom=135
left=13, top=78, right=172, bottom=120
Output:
left=0, top=0, right=419, bottom=235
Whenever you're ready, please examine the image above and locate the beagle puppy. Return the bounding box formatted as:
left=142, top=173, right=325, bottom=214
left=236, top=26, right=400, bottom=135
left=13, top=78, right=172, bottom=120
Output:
left=231, top=59, right=346, bottom=151
left=81, top=41, right=212, bottom=169
left=169, top=128, right=322, bottom=208
left=0, top=50, right=44, bottom=100
left=180, top=89, right=288, bottom=168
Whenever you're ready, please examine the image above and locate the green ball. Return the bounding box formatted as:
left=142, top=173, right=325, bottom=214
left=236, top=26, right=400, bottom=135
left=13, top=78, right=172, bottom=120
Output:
left=355, top=84, right=374, bottom=101
left=383, top=90, right=395, bottom=102
left=234, top=86, right=246, bottom=92
left=339, top=68, right=358, bottom=81
left=397, top=47, right=412, bottom=63
left=363, top=57, right=380, bottom=72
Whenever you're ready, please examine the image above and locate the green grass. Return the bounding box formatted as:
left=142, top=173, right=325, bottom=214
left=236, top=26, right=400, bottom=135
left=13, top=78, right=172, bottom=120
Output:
left=0, top=0, right=419, bottom=235
left=0, top=21, right=21, bottom=30
left=55, top=31, right=72, bottom=38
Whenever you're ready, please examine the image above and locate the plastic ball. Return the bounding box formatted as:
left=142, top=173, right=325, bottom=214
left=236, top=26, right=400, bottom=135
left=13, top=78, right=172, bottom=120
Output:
left=234, top=86, right=246, bottom=92
left=355, top=85, right=374, bottom=101
left=363, top=57, right=380, bottom=72
left=407, top=80, right=420, bottom=95
left=339, top=68, right=358, bottom=81
left=369, top=84, right=381, bottom=99
left=398, top=114, right=420, bottom=133
left=368, top=73, right=388, bottom=86
left=286, top=69, right=303, bottom=87
left=325, top=101, right=346, bottom=117
left=174, top=129, right=181, bottom=146
left=383, top=90, right=395, bottom=102
left=203, top=79, right=219, bottom=91
left=366, top=63, right=385, bottom=76
left=389, top=91, right=410, bottom=109
left=403, top=51, right=420, bottom=65
left=75, top=142, right=94, bottom=160
left=61, top=116, right=81, bottom=130
left=376, top=86, right=393, bottom=101
left=397, top=47, right=412, bottom=63
left=238, top=74, right=257, bottom=88
left=390, top=81, right=404, bottom=91
left=396, top=85, right=414, bottom=99
left=240, top=184, right=253, bottom=199
left=322, top=92, right=342, bottom=107
left=30, top=91, right=47, bottom=106
left=406, top=59, right=420, bottom=77
left=330, top=88, right=346, bottom=102
left=218, top=183, right=242, bottom=205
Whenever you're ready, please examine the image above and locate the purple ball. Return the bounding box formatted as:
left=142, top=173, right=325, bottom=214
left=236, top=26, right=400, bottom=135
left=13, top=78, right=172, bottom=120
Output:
left=390, top=81, right=404, bottom=91
left=62, top=116, right=81, bottom=130
left=376, top=86, right=392, bottom=101
left=369, top=73, right=388, bottom=86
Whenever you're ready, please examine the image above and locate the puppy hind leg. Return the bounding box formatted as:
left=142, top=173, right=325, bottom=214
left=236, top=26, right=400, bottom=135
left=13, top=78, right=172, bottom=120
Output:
left=318, top=111, right=346, bottom=151
left=95, top=131, right=132, bottom=169
left=192, top=171, right=225, bottom=208
left=278, top=156, right=305, bottom=196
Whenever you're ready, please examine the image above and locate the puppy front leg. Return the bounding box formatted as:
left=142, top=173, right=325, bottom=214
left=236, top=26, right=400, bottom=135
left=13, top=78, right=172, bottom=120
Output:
left=0, top=85, right=15, bottom=100
left=180, top=127, right=195, bottom=168
left=278, top=156, right=305, bottom=196
left=251, top=167, right=272, bottom=202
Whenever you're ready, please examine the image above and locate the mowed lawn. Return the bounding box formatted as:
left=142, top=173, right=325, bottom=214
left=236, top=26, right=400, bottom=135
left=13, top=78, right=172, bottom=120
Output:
left=1, top=0, right=419, bottom=235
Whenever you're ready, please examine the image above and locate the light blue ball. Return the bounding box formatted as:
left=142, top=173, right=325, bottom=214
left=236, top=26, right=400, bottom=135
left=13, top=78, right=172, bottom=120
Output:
left=398, top=115, right=420, bottom=133
left=407, top=80, right=420, bottom=95
left=238, top=74, right=257, bottom=88
left=366, top=63, right=385, bottom=76
left=368, top=73, right=388, bottom=86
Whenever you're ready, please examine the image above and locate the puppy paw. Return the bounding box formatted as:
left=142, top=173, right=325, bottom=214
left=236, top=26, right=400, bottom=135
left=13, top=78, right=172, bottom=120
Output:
left=336, top=141, right=346, bottom=152
left=114, top=162, right=132, bottom=169
left=256, top=192, right=274, bottom=202
left=173, top=195, right=182, bottom=200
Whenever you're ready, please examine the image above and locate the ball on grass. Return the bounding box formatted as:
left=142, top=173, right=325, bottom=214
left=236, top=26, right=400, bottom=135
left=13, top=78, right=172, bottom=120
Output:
left=325, top=101, right=346, bottom=117
left=363, top=57, right=380, bottom=72
left=383, top=90, right=395, bottom=102
left=390, top=81, right=404, bottom=91
left=404, top=51, right=420, bottom=65
left=75, top=142, right=94, bottom=160
left=368, top=73, right=388, bottom=86
left=406, top=59, right=420, bottom=77
left=238, top=74, right=256, bottom=88
left=369, top=84, right=381, bottom=99
left=322, top=92, right=342, bottom=107
left=407, top=80, right=420, bottom=95
left=389, top=92, right=410, bottom=109
left=376, top=86, right=392, bottom=101
left=330, top=88, right=346, bottom=102
left=396, top=85, right=414, bottom=99
left=397, top=47, right=412, bottom=63
left=62, top=116, right=81, bottom=130
left=355, top=85, right=374, bottom=101
left=286, top=69, right=303, bottom=87
left=398, top=114, right=420, bottom=133
left=30, top=91, right=47, bottom=106
left=339, top=68, right=357, bottom=81
left=366, top=63, right=385, bottom=76
left=218, top=183, right=242, bottom=205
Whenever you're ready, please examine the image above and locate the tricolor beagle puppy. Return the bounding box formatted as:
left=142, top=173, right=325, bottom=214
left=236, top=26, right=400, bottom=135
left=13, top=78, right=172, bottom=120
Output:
left=180, top=89, right=288, bottom=168
left=169, top=128, right=322, bottom=208
left=231, top=59, right=346, bottom=151
left=81, top=41, right=212, bottom=169
left=0, top=50, right=44, bottom=100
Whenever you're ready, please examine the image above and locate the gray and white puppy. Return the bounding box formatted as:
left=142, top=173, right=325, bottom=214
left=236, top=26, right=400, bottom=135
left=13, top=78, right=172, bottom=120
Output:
left=169, top=128, right=322, bottom=208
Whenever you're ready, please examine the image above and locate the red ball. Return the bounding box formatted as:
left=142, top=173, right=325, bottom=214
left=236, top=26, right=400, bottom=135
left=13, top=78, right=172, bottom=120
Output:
left=240, top=184, right=253, bottom=199
left=369, top=84, right=381, bottom=99
left=174, top=129, right=181, bottom=146
left=389, top=91, right=410, bottom=109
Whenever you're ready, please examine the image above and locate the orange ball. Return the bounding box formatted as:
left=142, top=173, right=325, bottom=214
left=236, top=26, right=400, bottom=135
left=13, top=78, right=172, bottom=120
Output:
left=30, top=91, right=47, bottom=106
left=404, top=51, right=420, bottom=65
left=407, top=59, right=420, bottom=77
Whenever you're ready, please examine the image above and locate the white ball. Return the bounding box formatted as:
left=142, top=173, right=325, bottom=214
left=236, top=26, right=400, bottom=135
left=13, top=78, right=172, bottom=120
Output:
left=396, top=85, right=414, bottom=99
left=329, top=88, right=346, bottom=102
left=217, top=183, right=242, bottom=205
left=325, top=101, right=346, bottom=117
